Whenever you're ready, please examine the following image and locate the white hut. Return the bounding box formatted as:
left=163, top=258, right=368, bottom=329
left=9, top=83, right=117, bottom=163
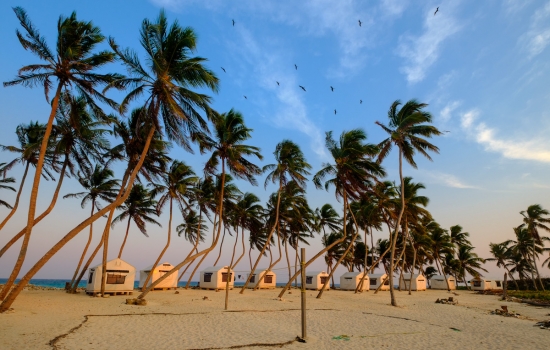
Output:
left=248, top=269, right=277, bottom=289
left=368, top=273, right=390, bottom=291
left=199, top=266, right=234, bottom=290
left=470, top=277, right=503, bottom=290
left=399, top=274, right=427, bottom=291
left=305, top=271, right=330, bottom=290
left=339, top=271, right=369, bottom=291
left=86, top=258, right=135, bottom=296
left=139, top=262, right=177, bottom=290
left=430, top=275, right=457, bottom=290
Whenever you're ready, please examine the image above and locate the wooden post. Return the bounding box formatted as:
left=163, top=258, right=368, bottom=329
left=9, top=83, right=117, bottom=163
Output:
left=300, top=247, right=307, bottom=341
left=502, top=272, right=508, bottom=300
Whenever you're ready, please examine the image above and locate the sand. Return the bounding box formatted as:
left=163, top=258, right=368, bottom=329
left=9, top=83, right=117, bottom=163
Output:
left=1, top=287, right=549, bottom=349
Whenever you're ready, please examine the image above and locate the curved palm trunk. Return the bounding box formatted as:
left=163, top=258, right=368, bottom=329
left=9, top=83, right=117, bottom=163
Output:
left=69, top=202, right=96, bottom=289
left=177, top=209, right=203, bottom=283
left=240, top=181, right=283, bottom=293
left=441, top=261, right=451, bottom=291
left=503, top=266, right=519, bottom=291
left=1, top=83, right=63, bottom=302
left=408, top=237, right=417, bottom=295
left=142, top=198, right=173, bottom=291
left=138, top=160, right=228, bottom=300
left=224, top=227, right=239, bottom=310
left=255, top=222, right=283, bottom=291
left=0, top=162, right=30, bottom=231
left=356, top=228, right=370, bottom=293
left=532, top=242, right=545, bottom=291
left=185, top=210, right=219, bottom=288
left=0, top=127, right=154, bottom=312
left=214, top=226, right=227, bottom=266
left=284, top=240, right=291, bottom=285
left=117, top=217, right=132, bottom=259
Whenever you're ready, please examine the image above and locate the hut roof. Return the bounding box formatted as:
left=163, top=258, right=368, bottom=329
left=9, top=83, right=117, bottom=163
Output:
left=202, top=266, right=229, bottom=272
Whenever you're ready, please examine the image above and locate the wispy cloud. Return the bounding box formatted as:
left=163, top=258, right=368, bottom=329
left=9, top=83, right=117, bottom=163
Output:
left=427, top=171, right=479, bottom=189
left=460, top=109, right=550, bottom=163
left=396, top=1, right=462, bottom=84
left=503, top=0, right=532, bottom=14
left=521, top=1, right=550, bottom=58
left=439, top=100, right=461, bottom=122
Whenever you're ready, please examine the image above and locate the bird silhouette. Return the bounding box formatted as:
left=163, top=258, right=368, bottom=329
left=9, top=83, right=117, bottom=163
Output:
left=330, top=86, right=334, bottom=92
left=221, top=67, right=226, bottom=73
left=360, top=99, right=363, bottom=104
left=358, top=20, right=362, bottom=27
left=434, top=7, right=439, bottom=16
left=244, top=95, right=247, bottom=99
left=294, top=64, right=298, bottom=70
left=334, top=109, right=337, bottom=115
left=276, top=81, right=280, bottom=86
left=232, top=19, right=235, bottom=26
left=299, top=85, right=306, bottom=92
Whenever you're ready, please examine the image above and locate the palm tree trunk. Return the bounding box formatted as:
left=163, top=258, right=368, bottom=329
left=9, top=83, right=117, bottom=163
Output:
left=532, top=241, right=545, bottom=291
left=294, top=244, right=299, bottom=288
left=117, top=217, right=132, bottom=259
left=224, top=227, right=238, bottom=310
left=185, top=210, right=219, bottom=288
left=356, top=228, right=369, bottom=293
left=388, top=147, right=405, bottom=307
left=0, top=162, right=30, bottom=231
left=177, top=213, right=203, bottom=283
left=138, top=160, right=228, bottom=300
left=232, top=227, right=247, bottom=271
left=504, top=266, right=519, bottom=291
left=214, top=226, right=227, bottom=266
left=241, top=181, right=283, bottom=293
left=249, top=246, right=253, bottom=272
left=142, top=197, right=173, bottom=291
left=256, top=222, right=283, bottom=291
left=408, top=244, right=417, bottom=295
left=0, top=126, right=154, bottom=312
left=69, top=201, right=95, bottom=290
left=284, top=240, right=291, bottom=286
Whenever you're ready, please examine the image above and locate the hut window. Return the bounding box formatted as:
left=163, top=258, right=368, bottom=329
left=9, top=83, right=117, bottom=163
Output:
left=320, top=276, right=328, bottom=285
left=473, top=281, right=481, bottom=287
left=264, top=275, right=273, bottom=284
left=495, top=281, right=502, bottom=287
left=384, top=279, right=390, bottom=285
left=162, top=264, right=171, bottom=266
left=306, top=276, right=313, bottom=284
left=222, top=273, right=232, bottom=282
left=250, top=275, right=256, bottom=283
left=204, top=273, right=212, bottom=282
left=106, top=270, right=130, bottom=273
left=106, top=273, right=126, bottom=284
left=88, top=272, right=94, bottom=283
left=419, top=279, right=425, bottom=282
left=370, top=279, right=376, bottom=285
left=345, top=277, right=352, bottom=280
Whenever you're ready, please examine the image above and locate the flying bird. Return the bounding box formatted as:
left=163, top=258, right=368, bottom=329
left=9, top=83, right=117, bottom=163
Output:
left=294, top=64, right=298, bottom=70
left=360, top=99, right=363, bottom=104
left=334, top=109, right=337, bottom=115
left=244, top=95, right=247, bottom=99
left=276, top=81, right=280, bottom=86
left=221, top=67, right=226, bottom=73
left=358, top=19, right=362, bottom=27
left=330, top=86, right=334, bottom=92
left=299, top=85, right=306, bottom=92
left=232, top=19, right=235, bottom=26
left=434, top=7, right=439, bottom=16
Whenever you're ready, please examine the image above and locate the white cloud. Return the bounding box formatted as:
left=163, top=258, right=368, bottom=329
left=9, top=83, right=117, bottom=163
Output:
left=439, top=100, right=461, bottom=122
left=503, top=0, right=532, bottom=14
left=460, top=109, right=550, bottom=163
left=521, top=1, right=550, bottom=58
left=396, top=1, right=462, bottom=84
left=428, top=171, right=478, bottom=189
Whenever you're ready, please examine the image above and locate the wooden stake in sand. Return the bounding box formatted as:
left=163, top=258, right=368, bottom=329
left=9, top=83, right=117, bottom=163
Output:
left=300, top=248, right=307, bottom=341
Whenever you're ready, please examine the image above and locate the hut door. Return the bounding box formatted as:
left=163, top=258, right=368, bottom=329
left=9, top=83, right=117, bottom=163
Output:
left=222, top=273, right=232, bottom=282
left=264, top=275, right=273, bottom=284
left=320, top=276, right=328, bottom=285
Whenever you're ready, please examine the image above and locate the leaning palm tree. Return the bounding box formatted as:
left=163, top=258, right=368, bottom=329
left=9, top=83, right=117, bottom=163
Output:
left=520, top=204, right=550, bottom=291
left=0, top=8, right=121, bottom=303
left=142, top=161, right=198, bottom=290
left=456, top=244, right=487, bottom=290
left=450, top=225, right=472, bottom=251
left=428, top=224, right=454, bottom=290
left=376, top=99, right=442, bottom=306
left=63, top=165, right=120, bottom=290
left=487, top=242, right=519, bottom=290
left=0, top=164, right=16, bottom=209
left=241, top=140, right=311, bottom=293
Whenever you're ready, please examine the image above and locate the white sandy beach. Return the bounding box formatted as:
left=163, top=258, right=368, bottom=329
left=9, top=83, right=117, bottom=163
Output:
left=1, top=287, right=549, bottom=350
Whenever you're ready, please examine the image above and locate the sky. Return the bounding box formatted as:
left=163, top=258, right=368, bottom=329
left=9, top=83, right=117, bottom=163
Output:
left=1, top=0, right=549, bottom=281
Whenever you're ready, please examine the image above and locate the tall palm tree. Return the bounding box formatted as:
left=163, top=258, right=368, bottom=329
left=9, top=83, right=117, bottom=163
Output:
left=456, top=244, right=487, bottom=289
left=520, top=204, right=550, bottom=291
left=142, top=161, right=198, bottom=290
left=1, top=8, right=121, bottom=304
left=241, top=140, right=310, bottom=293
left=111, top=184, right=161, bottom=259
left=428, top=224, right=454, bottom=290
left=450, top=225, right=472, bottom=251
left=376, top=99, right=442, bottom=306
left=322, top=231, right=345, bottom=287
left=62, top=165, right=119, bottom=290
left=0, top=164, right=16, bottom=209
left=487, top=242, right=519, bottom=290
left=230, top=192, right=263, bottom=271
left=510, top=225, right=543, bottom=290
left=175, top=209, right=208, bottom=284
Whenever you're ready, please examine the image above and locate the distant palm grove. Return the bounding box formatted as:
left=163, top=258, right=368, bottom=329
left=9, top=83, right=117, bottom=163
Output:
left=0, top=8, right=548, bottom=313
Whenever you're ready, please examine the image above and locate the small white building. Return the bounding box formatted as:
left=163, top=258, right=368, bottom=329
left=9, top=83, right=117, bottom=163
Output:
left=248, top=269, right=276, bottom=289
left=430, top=275, right=457, bottom=290
left=86, top=258, right=135, bottom=295
left=339, top=271, right=370, bottom=291
left=200, top=266, right=234, bottom=290
left=305, top=271, right=330, bottom=290
left=470, top=277, right=503, bottom=290
left=139, top=262, right=177, bottom=290
left=399, top=274, right=427, bottom=291
left=368, top=273, right=390, bottom=291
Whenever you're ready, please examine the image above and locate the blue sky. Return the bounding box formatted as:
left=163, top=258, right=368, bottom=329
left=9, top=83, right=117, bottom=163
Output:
left=1, top=0, right=549, bottom=280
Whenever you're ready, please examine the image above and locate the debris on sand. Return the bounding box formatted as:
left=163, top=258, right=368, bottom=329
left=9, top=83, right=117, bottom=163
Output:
left=491, top=305, right=520, bottom=318
left=535, top=320, right=550, bottom=330
left=435, top=297, right=458, bottom=305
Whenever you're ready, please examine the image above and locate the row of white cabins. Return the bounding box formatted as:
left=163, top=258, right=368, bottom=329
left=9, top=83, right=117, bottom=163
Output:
left=85, top=258, right=503, bottom=295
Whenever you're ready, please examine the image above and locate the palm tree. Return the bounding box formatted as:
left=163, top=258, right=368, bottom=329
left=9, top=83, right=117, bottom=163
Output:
left=241, top=140, right=310, bottom=293
left=230, top=192, right=263, bottom=272
left=314, top=204, right=342, bottom=277
left=487, top=242, right=519, bottom=290
left=456, top=244, right=487, bottom=289
left=63, top=165, right=119, bottom=290
left=450, top=225, right=472, bottom=250
left=510, top=225, right=543, bottom=290
left=428, top=224, right=454, bottom=290
left=322, top=231, right=345, bottom=287
left=520, top=204, right=550, bottom=291
left=1, top=8, right=120, bottom=305
left=142, top=161, right=198, bottom=290
left=0, top=164, right=16, bottom=209
left=111, top=184, right=161, bottom=259
left=296, top=129, right=384, bottom=299
left=376, top=99, right=442, bottom=306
